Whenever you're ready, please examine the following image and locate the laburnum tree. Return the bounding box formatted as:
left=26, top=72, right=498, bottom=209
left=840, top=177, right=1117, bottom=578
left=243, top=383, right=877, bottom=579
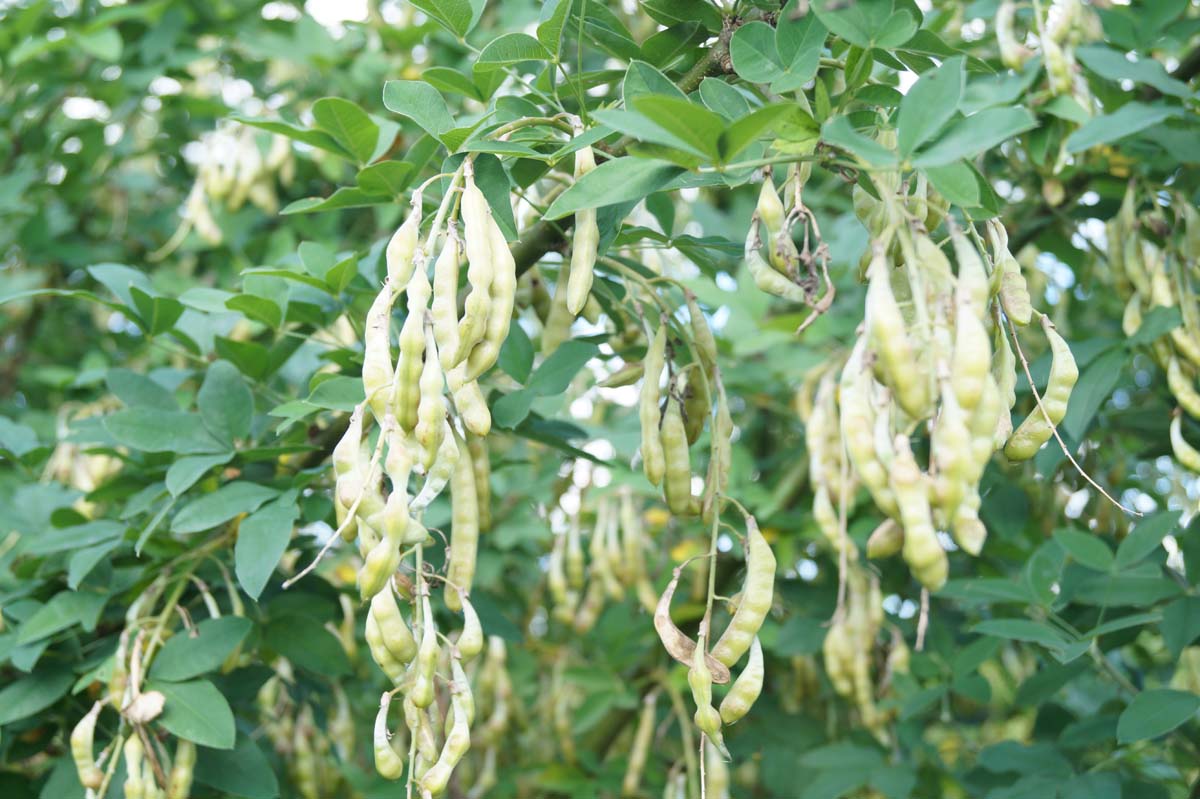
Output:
left=2, top=1, right=1200, bottom=798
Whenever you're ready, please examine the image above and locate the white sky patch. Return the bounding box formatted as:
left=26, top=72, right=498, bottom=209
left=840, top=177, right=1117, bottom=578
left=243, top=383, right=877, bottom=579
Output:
left=305, top=0, right=368, bottom=29
left=62, top=97, right=111, bottom=121
left=896, top=70, right=918, bottom=94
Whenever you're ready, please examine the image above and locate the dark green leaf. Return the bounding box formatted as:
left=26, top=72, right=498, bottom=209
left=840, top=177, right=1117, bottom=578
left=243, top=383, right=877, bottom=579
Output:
left=475, top=33, right=551, bottom=72
left=1065, top=102, right=1183, bottom=153
left=544, top=158, right=685, bottom=220
left=16, top=591, right=107, bottom=644
left=171, top=482, right=279, bottom=534
left=104, top=410, right=226, bottom=454
left=194, top=735, right=280, bottom=799
left=234, top=497, right=299, bottom=600
left=166, top=453, right=234, bottom=498
left=1162, top=597, right=1200, bottom=659
left=1053, top=528, right=1114, bottom=572
left=529, top=340, right=601, bottom=396
left=897, top=56, right=964, bottom=156
left=198, top=360, right=254, bottom=444
left=382, top=81, right=456, bottom=143
left=1116, top=689, right=1200, bottom=743
left=729, top=21, right=784, bottom=83
left=409, top=0, right=478, bottom=37
left=498, top=320, right=535, bottom=383
left=151, top=679, right=236, bottom=749
left=311, top=97, right=379, bottom=164
left=1115, top=510, right=1180, bottom=570
left=263, top=615, right=352, bottom=676
left=151, top=617, right=253, bottom=681
left=821, top=115, right=899, bottom=167
left=0, top=666, right=73, bottom=726
left=913, top=107, right=1038, bottom=167
left=106, top=369, right=177, bottom=411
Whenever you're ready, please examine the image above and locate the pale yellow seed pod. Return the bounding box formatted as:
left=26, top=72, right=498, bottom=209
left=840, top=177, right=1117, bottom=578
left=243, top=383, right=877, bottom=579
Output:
left=166, top=739, right=196, bottom=799
left=419, top=688, right=473, bottom=796
left=448, top=365, right=491, bottom=437
left=705, top=739, right=731, bottom=799
left=410, top=597, right=439, bottom=709
left=640, top=321, right=667, bottom=486
left=71, top=701, right=104, bottom=790
left=445, top=428, right=479, bottom=613
left=370, top=583, right=417, bottom=663
left=688, top=632, right=729, bottom=756
left=387, top=195, right=423, bottom=288
left=466, top=434, right=492, bottom=531
left=951, top=225, right=990, bottom=314
left=660, top=393, right=695, bottom=516
left=394, top=266, right=431, bottom=431
left=712, top=519, right=776, bottom=667
left=359, top=536, right=401, bottom=601
left=866, top=248, right=930, bottom=418
left=719, top=636, right=764, bottom=725
left=541, top=262, right=574, bottom=355
left=867, top=518, right=903, bottom=558
left=566, top=146, right=599, bottom=315
left=995, top=0, right=1028, bottom=70
left=1168, top=357, right=1200, bottom=419
left=745, top=231, right=807, bottom=301
left=123, top=733, right=145, bottom=799
left=365, top=610, right=406, bottom=684
left=1004, top=317, right=1078, bottom=460
left=458, top=595, right=484, bottom=661
left=621, top=692, right=657, bottom=797
left=1172, top=413, right=1200, bottom=472
left=455, top=169, right=496, bottom=364
left=431, top=233, right=463, bottom=370
left=892, top=434, right=948, bottom=590
left=374, top=695, right=406, bottom=780
left=464, top=216, right=517, bottom=381
left=414, top=324, right=447, bottom=471
left=363, top=287, right=397, bottom=423
left=411, top=420, right=459, bottom=511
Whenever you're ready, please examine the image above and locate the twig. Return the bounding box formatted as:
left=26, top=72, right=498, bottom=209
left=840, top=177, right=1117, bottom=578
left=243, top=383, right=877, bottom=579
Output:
left=916, top=588, right=930, bottom=651
left=1005, top=314, right=1139, bottom=516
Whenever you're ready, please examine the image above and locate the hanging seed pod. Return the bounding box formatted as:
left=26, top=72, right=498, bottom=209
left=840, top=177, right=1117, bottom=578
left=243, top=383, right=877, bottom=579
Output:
left=70, top=702, right=104, bottom=790
left=445, top=428, right=479, bottom=612
left=387, top=194, right=423, bottom=288
left=566, top=146, right=599, bottom=315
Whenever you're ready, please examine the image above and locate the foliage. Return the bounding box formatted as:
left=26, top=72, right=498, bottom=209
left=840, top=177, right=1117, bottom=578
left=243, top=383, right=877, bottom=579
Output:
left=2, top=1, right=1200, bottom=798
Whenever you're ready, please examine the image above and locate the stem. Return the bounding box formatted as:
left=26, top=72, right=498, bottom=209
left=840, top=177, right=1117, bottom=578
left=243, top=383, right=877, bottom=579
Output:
left=664, top=679, right=700, bottom=799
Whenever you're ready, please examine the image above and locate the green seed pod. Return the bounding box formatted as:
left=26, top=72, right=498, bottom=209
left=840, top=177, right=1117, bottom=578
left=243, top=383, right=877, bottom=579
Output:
left=70, top=701, right=103, bottom=790
left=373, top=695, right=405, bottom=780
left=640, top=320, right=668, bottom=486
left=566, top=146, right=599, bottom=315
left=1004, top=317, right=1078, bottom=460
left=719, top=636, right=764, bottom=725
left=711, top=518, right=776, bottom=667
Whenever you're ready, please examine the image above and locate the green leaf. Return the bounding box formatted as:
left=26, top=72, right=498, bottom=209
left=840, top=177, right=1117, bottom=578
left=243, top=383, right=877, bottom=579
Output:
left=499, top=321, right=535, bottom=383
left=720, top=104, right=813, bottom=161
left=475, top=33, right=551, bottom=72
left=1115, top=510, right=1180, bottom=570
left=16, top=591, right=107, bottom=644
left=529, top=340, right=601, bottom=396
left=0, top=665, right=73, bottom=726
left=1053, top=529, right=1114, bottom=572
left=631, top=96, right=725, bottom=162
left=492, top=389, right=535, bottom=429
left=813, top=0, right=919, bottom=49
left=226, top=294, right=282, bottom=329
left=973, top=619, right=1070, bottom=649
left=104, top=410, right=226, bottom=454
left=232, top=116, right=352, bottom=159
left=820, top=115, right=899, bottom=167
left=194, top=735, right=280, bottom=799
left=107, top=369, right=177, bottom=411
left=382, top=81, right=456, bottom=143
left=171, top=482, right=279, bottom=534
left=729, top=21, right=784, bottom=84
left=197, top=360, right=254, bottom=444
left=1128, top=305, right=1182, bottom=345
left=1072, top=573, right=1182, bottom=607
left=356, top=161, right=415, bottom=198
left=166, top=453, right=234, bottom=498
left=408, top=0, right=477, bottom=38
left=24, top=519, right=124, bottom=556
left=130, top=286, right=185, bottom=335
left=913, top=107, right=1038, bottom=167
left=1076, top=45, right=1190, bottom=98
left=310, top=98, right=379, bottom=164
left=544, top=158, right=685, bottom=220
left=1061, top=346, right=1124, bottom=440
left=1116, top=689, right=1200, bottom=743
left=150, top=617, right=253, bottom=682
left=74, top=27, right=123, bottom=61
left=1065, top=102, right=1183, bottom=153
left=897, top=56, right=964, bottom=156
left=1161, top=597, right=1200, bottom=659
left=234, top=497, right=299, bottom=600
left=537, top=0, right=572, bottom=59
left=306, top=376, right=364, bottom=411
left=698, top=78, right=752, bottom=119
left=281, top=187, right=394, bottom=216
left=773, top=4, right=826, bottom=91
left=151, top=679, right=236, bottom=749
left=623, top=61, right=687, bottom=105
left=263, top=615, right=352, bottom=676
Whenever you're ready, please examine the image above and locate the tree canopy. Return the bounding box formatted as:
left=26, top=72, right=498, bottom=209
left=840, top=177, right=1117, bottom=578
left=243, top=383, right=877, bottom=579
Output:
left=2, top=1, right=1200, bottom=798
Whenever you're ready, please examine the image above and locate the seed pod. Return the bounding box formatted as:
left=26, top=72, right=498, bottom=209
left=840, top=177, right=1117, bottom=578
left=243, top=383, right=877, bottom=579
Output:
left=123, top=733, right=145, bottom=799
left=359, top=537, right=401, bottom=601
left=866, top=248, right=930, bottom=419
left=1004, top=317, right=1078, bottom=460
left=458, top=595, right=484, bottom=661
left=465, top=434, right=492, bottom=532
left=394, top=266, right=432, bottom=431
left=688, top=632, right=729, bottom=757
left=838, top=343, right=899, bottom=518
left=931, top=382, right=971, bottom=519
left=363, top=287, right=397, bottom=423
left=867, top=518, right=903, bottom=558
left=680, top=365, right=709, bottom=445
left=952, top=490, right=988, bottom=556
left=445, top=430, right=479, bottom=612
left=719, top=636, right=764, bottom=725
left=653, top=567, right=731, bottom=683
left=419, top=684, right=472, bottom=796
left=445, top=365, right=490, bottom=437
left=411, top=420, right=460, bottom=512
left=660, top=392, right=695, bottom=516
left=366, top=610, right=406, bottom=683
left=1171, top=412, right=1200, bottom=472
left=995, top=0, right=1028, bottom=70
left=542, top=262, right=574, bottom=355
left=71, top=701, right=104, bottom=790
left=621, top=691, right=657, bottom=797
left=705, top=735, right=731, bottom=799
left=410, top=597, right=438, bottom=709
left=687, top=292, right=718, bottom=375
left=374, top=695, right=405, bottom=780
left=455, top=169, right=496, bottom=365
left=951, top=225, right=990, bottom=314
left=640, top=320, right=668, bottom=486
left=566, top=147, right=599, bottom=314
left=893, top=434, right=947, bottom=590
left=414, top=325, right=447, bottom=472
left=1169, top=357, right=1200, bottom=419
left=464, top=210, right=517, bottom=380
left=702, top=379, right=734, bottom=524
left=572, top=577, right=607, bottom=634
left=370, top=583, right=417, bottom=663
left=109, top=627, right=131, bottom=709
left=387, top=195, right=423, bottom=288
left=166, top=740, right=196, bottom=799
left=432, top=232, right=463, bottom=370
left=711, top=517, right=776, bottom=667
left=745, top=231, right=807, bottom=302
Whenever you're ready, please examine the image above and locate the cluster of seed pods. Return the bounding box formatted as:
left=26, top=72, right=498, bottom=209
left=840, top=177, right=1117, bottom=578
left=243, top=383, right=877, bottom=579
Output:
left=257, top=663, right=352, bottom=799
left=996, top=0, right=1098, bottom=101
left=546, top=486, right=660, bottom=632
left=1111, top=186, right=1200, bottom=472
left=327, top=156, right=524, bottom=793
left=800, top=167, right=1078, bottom=592
left=156, top=127, right=294, bottom=255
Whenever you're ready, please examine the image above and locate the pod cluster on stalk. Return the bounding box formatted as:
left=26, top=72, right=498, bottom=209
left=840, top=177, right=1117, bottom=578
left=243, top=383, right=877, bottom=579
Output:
left=995, top=0, right=1099, bottom=101
left=744, top=165, right=835, bottom=331
left=799, top=170, right=1076, bottom=591
left=821, top=565, right=909, bottom=741
left=155, top=127, right=294, bottom=256
left=258, top=665, right=351, bottom=799
left=1109, top=185, right=1200, bottom=473
left=324, top=156, right=517, bottom=793
left=546, top=486, right=660, bottom=632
